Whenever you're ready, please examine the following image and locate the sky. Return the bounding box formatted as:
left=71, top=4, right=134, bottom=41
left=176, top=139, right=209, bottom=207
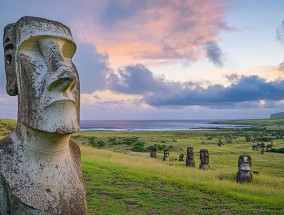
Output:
left=1, top=0, right=284, bottom=120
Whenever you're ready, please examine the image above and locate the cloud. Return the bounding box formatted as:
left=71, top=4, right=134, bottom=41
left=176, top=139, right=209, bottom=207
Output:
left=73, top=0, right=232, bottom=66
left=108, top=64, right=284, bottom=108
left=74, top=44, right=109, bottom=93
left=205, top=41, right=225, bottom=67
left=277, top=20, right=284, bottom=71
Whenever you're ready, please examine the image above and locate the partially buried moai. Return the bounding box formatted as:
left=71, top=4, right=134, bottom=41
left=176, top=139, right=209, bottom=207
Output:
left=237, top=155, right=253, bottom=183
left=150, top=150, right=157, bottom=158
left=199, top=149, right=210, bottom=170
left=179, top=153, right=184, bottom=161
left=0, top=17, right=87, bottom=214
left=163, top=149, right=169, bottom=161
left=186, top=147, right=195, bottom=167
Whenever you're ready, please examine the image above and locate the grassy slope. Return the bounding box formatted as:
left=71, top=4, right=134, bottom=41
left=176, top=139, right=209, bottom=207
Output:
left=78, top=130, right=284, bottom=214
left=218, top=117, right=284, bottom=127
left=0, top=120, right=284, bottom=214
left=0, top=119, right=16, bottom=139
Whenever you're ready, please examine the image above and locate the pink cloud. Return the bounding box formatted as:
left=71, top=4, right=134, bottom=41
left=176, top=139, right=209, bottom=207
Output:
left=72, top=0, right=232, bottom=66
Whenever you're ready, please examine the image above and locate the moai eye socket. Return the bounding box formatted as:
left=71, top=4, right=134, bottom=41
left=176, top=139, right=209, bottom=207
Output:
left=5, top=55, right=12, bottom=64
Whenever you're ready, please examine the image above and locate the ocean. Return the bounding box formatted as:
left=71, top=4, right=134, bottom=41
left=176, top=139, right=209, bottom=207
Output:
left=80, top=120, right=247, bottom=131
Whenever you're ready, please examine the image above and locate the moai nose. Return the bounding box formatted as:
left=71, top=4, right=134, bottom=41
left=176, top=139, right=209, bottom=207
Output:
left=48, top=66, right=76, bottom=92
left=243, top=156, right=248, bottom=164
left=39, top=38, right=77, bottom=92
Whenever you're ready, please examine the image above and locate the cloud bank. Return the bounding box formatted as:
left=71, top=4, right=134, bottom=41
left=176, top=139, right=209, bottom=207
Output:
left=108, top=64, right=284, bottom=108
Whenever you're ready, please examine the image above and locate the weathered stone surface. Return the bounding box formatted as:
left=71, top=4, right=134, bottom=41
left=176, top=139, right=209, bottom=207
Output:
left=199, top=149, right=210, bottom=170
left=237, top=155, right=253, bottom=183
left=163, top=149, right=169, bottom=161
left=0, top=16, right=87, bottom=214
left=186, top=147, right=195, bottom=167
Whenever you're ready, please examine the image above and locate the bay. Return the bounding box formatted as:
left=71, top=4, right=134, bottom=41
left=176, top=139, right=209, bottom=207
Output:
left=80, top=120, right=247, bottom=131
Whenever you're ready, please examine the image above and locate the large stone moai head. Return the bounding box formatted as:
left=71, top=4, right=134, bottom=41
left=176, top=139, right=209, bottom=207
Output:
left=237, top=155, right=252, bottom=183
left=163, top=149, right=169, bottom=161
left=199, top=149, right=210, bottom=170
left=186, top=147, right=195, bottom=167
left=3, top=16, right=80, bottom=134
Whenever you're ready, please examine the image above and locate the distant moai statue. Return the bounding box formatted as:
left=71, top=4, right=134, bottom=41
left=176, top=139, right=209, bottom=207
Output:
left=0, top=17, right=87, bottom=214
left=163, top=149, right=169, bottom=161
left=199, top=149, right=210, bottom=170
left=150, top=150, right=157, bottom=158
left=179, top=153, right=184, bottom=161
left=186, top=147, right=195, bottom=167
left=237, top=155, right=253, bottom=183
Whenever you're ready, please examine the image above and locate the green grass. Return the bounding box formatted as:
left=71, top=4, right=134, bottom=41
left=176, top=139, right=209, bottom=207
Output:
left=77, top=129, right=284, bottom=214
left=0, top=119, right=284, bottom=214
left=81, top=145, right=284, bottom=214
left=0, top=118, right=16, bottom=139
left=218, top=117, right=284, bottom=127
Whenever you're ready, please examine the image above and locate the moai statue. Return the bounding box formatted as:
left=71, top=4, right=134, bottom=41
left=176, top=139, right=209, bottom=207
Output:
left=237, top=155, right=253, bottom=183
left=199, top=149, right=210, bottom=170
left=163, top=149, right=169, bottom=161
left=150, top=150, right=157, bottom=158
left=179, top=153, right=184, bottom=161
left=186, top=147, right=195, bottom=167
left=0, top=17, right=87, bottom=214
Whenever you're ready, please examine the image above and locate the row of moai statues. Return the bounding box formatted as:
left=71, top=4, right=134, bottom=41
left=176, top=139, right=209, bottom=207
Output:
left=150, top=148, right=210, bottom=170
left=150, top=148, right=253, bottom=183
left=183, top=147, right=210, bottom=170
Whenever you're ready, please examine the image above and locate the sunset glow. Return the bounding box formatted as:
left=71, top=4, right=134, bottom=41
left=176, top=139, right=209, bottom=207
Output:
left=1, top=0, right=284, bottom=120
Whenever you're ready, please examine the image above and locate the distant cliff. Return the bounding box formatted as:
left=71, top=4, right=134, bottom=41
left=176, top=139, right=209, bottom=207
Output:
left=270, top=112, right=284, bottom=119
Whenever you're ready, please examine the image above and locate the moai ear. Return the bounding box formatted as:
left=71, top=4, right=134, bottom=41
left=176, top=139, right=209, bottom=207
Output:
left=238, top=155, right=243, bottom=168
left=3, top=24, right=18, bottom=96
left=247, top=155, right=252, bottom=167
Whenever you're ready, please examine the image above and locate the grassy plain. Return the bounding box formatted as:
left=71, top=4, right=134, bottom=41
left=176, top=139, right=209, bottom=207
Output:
left=218, top=117, right=284, bottom=127
left=0, top=119, right=284, bottom=214
left=76, top=130, right=284, bottom=214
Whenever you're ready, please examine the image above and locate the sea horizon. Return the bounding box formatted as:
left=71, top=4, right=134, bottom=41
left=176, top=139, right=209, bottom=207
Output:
left=80, top=119, right=248, bottom=131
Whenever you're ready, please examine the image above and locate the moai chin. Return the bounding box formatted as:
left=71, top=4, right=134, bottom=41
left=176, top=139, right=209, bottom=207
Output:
left=163, top=149, right=169, bottom=161
left=186, top=147, right=195, bottom=167
left=150, top=150, right=157, bottom=158
left=0, top=17, right=87, bottom=214
left=237, top=155, right=253, bottom=183
left=199, top=149, right=210, bottom=170
left=179, top=153, right=184, bottom=161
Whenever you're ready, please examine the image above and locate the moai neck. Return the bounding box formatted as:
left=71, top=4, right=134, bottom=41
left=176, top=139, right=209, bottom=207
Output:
left=15, top=122, right=71, bottom=154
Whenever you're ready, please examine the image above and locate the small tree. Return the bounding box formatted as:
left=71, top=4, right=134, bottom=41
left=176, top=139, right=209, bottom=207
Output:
left=88, top=137, right=96, bottom=146
left=97, top=140, right=106, bottom=148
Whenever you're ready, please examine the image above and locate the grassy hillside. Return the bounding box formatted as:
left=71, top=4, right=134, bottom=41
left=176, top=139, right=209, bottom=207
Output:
left=0, top=120, right=283, bottom=214
left=218, top=117, right=284, bottom=127
left=76, top=129, right=284, bottom=214
left=0, top=118, right=16, bottom=139
left=81, top=146, right=284, bottom=214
